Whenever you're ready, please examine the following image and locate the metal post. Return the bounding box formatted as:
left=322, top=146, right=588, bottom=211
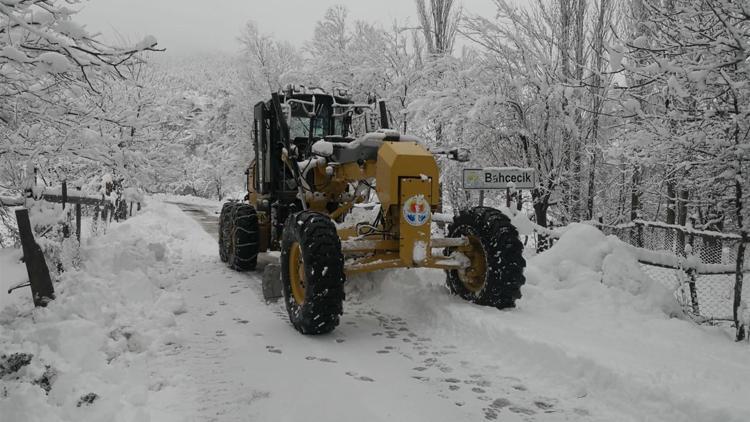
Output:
left=15, top=209, right=54, bottom=307
left=686, top=267, right=700, bottom=316
left=61, top=181, right=67, bottom=210
left=505, top=188, right=510, bottom=208
left=75, top=186, right=82, bottom=242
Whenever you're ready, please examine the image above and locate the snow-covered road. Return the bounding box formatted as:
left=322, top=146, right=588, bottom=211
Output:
left=2, top=199, right=749, bottom=422
left=156, top=201, right=593, bottom=421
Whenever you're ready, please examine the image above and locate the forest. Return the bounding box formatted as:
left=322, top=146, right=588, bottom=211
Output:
left=1, top=0, right=748, bottom=244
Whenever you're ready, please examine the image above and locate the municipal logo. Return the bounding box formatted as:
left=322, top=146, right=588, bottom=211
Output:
left=403, top=195, right=431, bottom=226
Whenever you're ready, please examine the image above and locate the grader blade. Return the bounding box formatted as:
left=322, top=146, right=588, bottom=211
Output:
left=261, top=263, right=282, bottom=302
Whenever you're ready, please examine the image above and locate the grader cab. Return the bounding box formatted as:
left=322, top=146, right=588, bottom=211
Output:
left=219, top=86, right=526, bottom=334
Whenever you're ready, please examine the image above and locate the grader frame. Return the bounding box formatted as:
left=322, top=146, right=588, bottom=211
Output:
left=220, top=86, right=525, bottom=335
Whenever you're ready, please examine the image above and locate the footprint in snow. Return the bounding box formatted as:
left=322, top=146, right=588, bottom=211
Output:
left=335, top=338, right=346, bottom=343
left=215, top=330, right=226, bottom=337
left=345, top=371, right=374, bottom=382
left=465, top=378, right=492, bottom=388
left=266, top=346, right=282, bottom=354
left=305, top=356, right=337, bottom=363
left=219, top=301, right=227, bottom=306
left=233, top=318, right=249, bottom=324
left=206, top=311, right=216, bottom=317
left=509, top=406, right=536, bottom=416
left=482, top=398, right=512, bottom=420
left=533, top=400, right=556, bottom=412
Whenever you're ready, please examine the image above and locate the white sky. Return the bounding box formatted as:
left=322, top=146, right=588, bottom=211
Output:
left=76, top=0, right=498, bottom=55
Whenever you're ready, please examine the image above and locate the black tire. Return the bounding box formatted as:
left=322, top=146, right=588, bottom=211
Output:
left=445, top=206, right=526, bottom=308
left=280, top=211, right=345, bottom=334
left=218, top=201, right=236, bottom=263
left=228, top=203, right=259, bottom=271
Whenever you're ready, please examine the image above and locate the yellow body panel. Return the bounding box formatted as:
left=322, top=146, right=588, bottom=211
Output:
left=375, top=142, right=440, bottom=209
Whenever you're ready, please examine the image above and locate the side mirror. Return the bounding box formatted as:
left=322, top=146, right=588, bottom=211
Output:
left=448, top=147, right=470, bottom=162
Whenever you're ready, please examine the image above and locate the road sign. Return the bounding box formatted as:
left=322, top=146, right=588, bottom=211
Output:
left=463, top=167, right=536, bottom=190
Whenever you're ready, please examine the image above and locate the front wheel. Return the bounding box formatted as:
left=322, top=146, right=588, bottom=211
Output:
left=280, top=211, right=345, bottom=334
left=445, top=207, right=526, bottom=308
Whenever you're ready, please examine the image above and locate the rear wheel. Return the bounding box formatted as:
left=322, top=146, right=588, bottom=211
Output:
left=445, top=207, right=526, bottom=308
left=218, top=201, right=236, bottom=263
left=228, top=203, right=259, bottom=271
left=280, top=211, right=345, bottom=334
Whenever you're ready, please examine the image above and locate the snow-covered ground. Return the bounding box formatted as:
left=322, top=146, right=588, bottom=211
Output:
left=1, top=199, right=749, bottom=422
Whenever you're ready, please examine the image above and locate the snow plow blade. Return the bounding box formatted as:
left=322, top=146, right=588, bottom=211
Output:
left=262, top=263, right=282, bottom=302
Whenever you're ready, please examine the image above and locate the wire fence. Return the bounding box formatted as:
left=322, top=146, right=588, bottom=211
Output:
left=592, top=220, right=749, bottom=333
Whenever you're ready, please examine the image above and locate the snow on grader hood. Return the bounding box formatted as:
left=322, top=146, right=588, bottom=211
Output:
left=218, top=88, right=526, bottom=334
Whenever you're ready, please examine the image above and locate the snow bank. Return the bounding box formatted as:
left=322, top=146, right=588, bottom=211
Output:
left=529, top=223, right=680, bottom=316
left=0, top=202, right=199, bottom=422
left=348, top=223, right=750, bottom=422
left=0, top=248, right=27, bottom=310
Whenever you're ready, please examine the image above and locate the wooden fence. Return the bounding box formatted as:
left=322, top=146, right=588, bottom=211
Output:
left=2, top=180, right=141, bottom=307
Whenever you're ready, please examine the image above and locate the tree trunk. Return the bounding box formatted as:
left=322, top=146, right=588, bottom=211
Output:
left=587, top=0, right=608, bottom=220
left=533, top=190, right=550, bottom=252
left=665, top=181, right=676, bottom=224
left=734, top=178, right=747, bottom=341
left=630, top=165, right=641, bottom=221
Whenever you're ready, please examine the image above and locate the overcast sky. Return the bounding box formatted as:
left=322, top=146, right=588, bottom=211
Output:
left=76, top=0, right=497, bottom=55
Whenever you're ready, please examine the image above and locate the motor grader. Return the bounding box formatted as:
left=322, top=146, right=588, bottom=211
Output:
left=219, top=86, right=526, bottom=334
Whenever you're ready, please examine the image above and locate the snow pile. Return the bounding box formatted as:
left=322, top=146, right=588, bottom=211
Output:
left=0, top=202, right=196, bottom=422
left=529, top=223, right=680, bottom=316
left=349, top=223, right=750, bottom=422
left=0, top=248, right=26, bottom=310
left=312, top=140, right=334, bottom=156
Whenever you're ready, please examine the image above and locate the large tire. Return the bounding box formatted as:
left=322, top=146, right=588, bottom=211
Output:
left=218, top=201, right=236, bottom=263
left=280, top=211, right=345, bottom=334
left=228, top=203, right=259, bottom=271
left=445, top=206, right=526, bottom=308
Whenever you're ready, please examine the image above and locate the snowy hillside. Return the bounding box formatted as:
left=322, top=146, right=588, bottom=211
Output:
left=2, top=199, right=748, bottom=422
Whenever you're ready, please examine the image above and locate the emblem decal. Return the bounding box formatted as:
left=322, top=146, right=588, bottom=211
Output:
left=403, top=195, right=431, bottom=227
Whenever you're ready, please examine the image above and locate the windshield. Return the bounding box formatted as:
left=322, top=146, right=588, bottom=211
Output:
left=289, top=115, right=345, bottom=138
left=289, top=117, right=310, bottom=139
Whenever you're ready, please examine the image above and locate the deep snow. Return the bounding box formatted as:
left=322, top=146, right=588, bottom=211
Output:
left=1, top=199, right=749, bottom=422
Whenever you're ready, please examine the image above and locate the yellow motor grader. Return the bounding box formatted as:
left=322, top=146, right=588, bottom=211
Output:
left=219, top=86, right=525, bottom=334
